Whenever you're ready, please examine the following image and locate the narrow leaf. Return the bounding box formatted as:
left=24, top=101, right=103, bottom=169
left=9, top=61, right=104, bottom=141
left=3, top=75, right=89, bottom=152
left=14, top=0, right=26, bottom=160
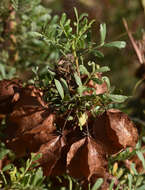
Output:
left=74, top=72, right=82, bottom=86
left=130, top=163, right=138, bottom=175
left=97, top=66, right=110, bottom=73
left=128, top=174, right=133, bottom=190
left=60, top=78, right=69, bottom=94
left=91, top=178, right=103, bottom=190
left=28, top=32, right=43, bottom=38
left=100, top=23, right=106, bottom=44
left=94, top=50, right=104, bottom=58
left=109, top=179, right=115, bottom=190
left=107, top=94, right=128, bottom=103
left=105, top=41, right=126, bottom=49
left=54, top=79, right=64, bottom=99
left=136, top=150, right=145, bottom=170
left=2, top=164, right=12, bottom=172
left=79, top=65, right=90, bottom=76
left=74, top=7, right=79, bottom=20
left=60, top=13, right=67, bottom=25
left=79, top=13, right=88, bottom=21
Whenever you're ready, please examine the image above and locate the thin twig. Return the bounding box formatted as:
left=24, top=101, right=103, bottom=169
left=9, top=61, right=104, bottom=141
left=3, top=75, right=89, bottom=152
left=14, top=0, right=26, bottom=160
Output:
left=62, top=109, right=73, bottom=132
left=122, top=18, right=144, bottom=64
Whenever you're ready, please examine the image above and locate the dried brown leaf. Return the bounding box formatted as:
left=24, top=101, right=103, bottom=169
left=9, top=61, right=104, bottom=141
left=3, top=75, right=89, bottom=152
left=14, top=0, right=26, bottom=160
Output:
left=37, top=133, right=66, bottom=176
left=5, top=85, right=56, bottom=157
left=0, top=79, right=22, bottom=114
left=93, top=109, right=138, bottom=154
left=67, top=136, right=107, bottom=180
left=5, top=85, right=55, bottom=139
left=6, top=114, right=55, bottom=157
left=106, top=109, right=138, bottom=148
left=93, top=113, right=120, bottom=154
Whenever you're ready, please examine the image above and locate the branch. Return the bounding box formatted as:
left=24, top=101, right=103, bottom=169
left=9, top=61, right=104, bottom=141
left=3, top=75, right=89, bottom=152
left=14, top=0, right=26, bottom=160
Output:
left=122, top=18, right=144, bottom=64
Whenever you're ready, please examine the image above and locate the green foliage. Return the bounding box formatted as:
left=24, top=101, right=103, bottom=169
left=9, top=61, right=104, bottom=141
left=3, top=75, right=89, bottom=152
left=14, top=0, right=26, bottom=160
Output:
left=0, top=152, right=46, bottom=190
left=27, top=8, right=128, bottom=127
left=108, top=138, right=145, bottom=190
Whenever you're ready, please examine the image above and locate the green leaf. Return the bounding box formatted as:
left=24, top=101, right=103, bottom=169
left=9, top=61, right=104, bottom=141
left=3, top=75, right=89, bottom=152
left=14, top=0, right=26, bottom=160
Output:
left=31, top=153, right=42, bottom=162
left=54, top=79, right=64, bottom=99
left=128, top=174, right=133, bottom=190
left=102, top=76, right=110, bottom=89
left=100, top=23, right=106, bottom=44
left=28, top=32, right=43, bottom=38
left=136, top=185, right=145, bottom=190
left=104, top=41, right=126, bottom=49
left=109, top=179, right=115, bottom=190
left=79, top=13, right=88, bottom=21
left=31, top=168, right=43, bottom=186
left=0, top=149, right=10, bottom=160
left=136, top=150, right=145, bottom=170
left=136, top=176, right=144, bottom=187
left=64, top=19, right=71, bottom=26
left=74, top=72, right=82, bottom=86
left=97, top=66, right=110, bottom=73
left=79, top=65, right=90, bottom=76
left=2, top=164, right=12, bottom=172
left=130, top=163, right=138, bottom=175
left=60, top=13, right=67, bottom=25
left=94, top=50, right=104, bottom=58
left=107, top=94, right=128, bottom=103
left=77, top=85, right=88, bottom=96
left=91, top=178, right=103, bottom=190
left=47, top=67, right=56, bottom=76
left=60, top=78, right=69, bottom=94
left=74, top=7, right=79, bottom=21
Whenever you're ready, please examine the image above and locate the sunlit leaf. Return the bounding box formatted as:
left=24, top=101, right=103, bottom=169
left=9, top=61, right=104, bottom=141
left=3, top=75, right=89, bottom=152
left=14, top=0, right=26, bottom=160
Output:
left=60, top=13, right=67, bottom=25
left=79, top=13, right=88, bottom=21
left=78, top=112, right=88, bottom=128
left=104, top=41, right=126, bottom=49
left=79, top=65, right=90, bottom=76
left=74, top=72, right=82, bottom=86
left=136, top=150, right=145, bottom=170
left=91, top=178, right=103, bottom=190
left=100, top=23, right=106, bottom=44
left=107, top=94, right=128, bottom=103
left=128, top=174, right=133, bottom=190
left=28, top=32, right=43, bottom=38
left=97, top=66, right=110, bottom=73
